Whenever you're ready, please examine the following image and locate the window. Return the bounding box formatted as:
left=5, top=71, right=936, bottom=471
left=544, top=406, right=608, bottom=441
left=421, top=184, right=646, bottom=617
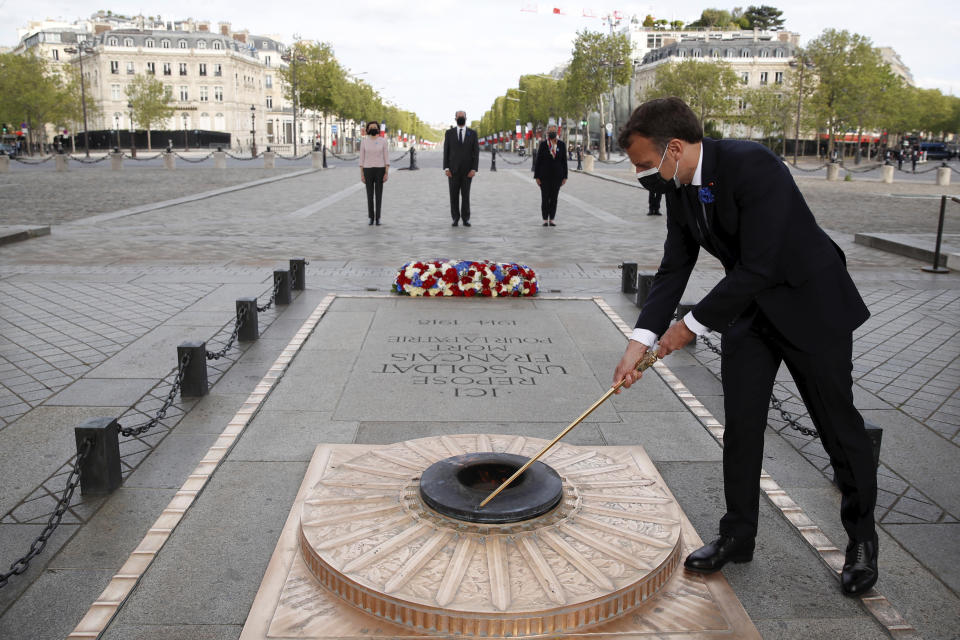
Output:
left=179, top=86, right=189, bottom=101
left=265, top=74, right=272, bottom=88
left=678, top=49, right=687, bottom=58
left=161, top=39, right=170, bottom=49
left=266, top=95, right=273, bottom=109
left=711, top=49, right=720, bottom=58
left=214, top=113, right=225, bottom=130
left=740, top=71, right=750, bottom=85
left=111, top=84, right=122, bottom=100
left=200, top=112, right=210, bottom=128
left=692, top=48, right=702, bottom=58
left=164, top=85, right=173, bottom=99
left=264, top=55, right=271, bottom=67
left=52, top=49, right=59, bottom=61
left=214, top=86, right=223, bottom=102
left=199, top=63, right=207, bottom=76
left=775, top=71, right=784, bottom=84
left=178, top=39, right=188, bottom=49
left=262, top=41, right=268, bottom=48
left=741, top=48, right=751, bottom=57
left=108, top=37, right=119, bottom=46
left=726, top=48, right=735, bottom=57
left=738, top=98, right=747, bottom=111
left=146, top=38, right=155, bottom=48
left=126, top=61, right=135, bottom=74
left=110, top=60, right=119, bottom=74
left=213, top=40, right=223, bottom=50
left=123, top=37, right=134, bottom=47
left=213, top=63, right=222, bottom=76
left=146, top=62, right=155, bottom=75
left=179, top=63, right=188, bottom=76
left=163, top=62, right=172, bottom=76
left=759, top=49, right=770, bottom=58
left=774, top=48, right=784, bottom=58
left=199, top=86, right=209, bottom=102
left=197, top=40, right=207, bottom=49
left=760, top=71, right=768, bottom=85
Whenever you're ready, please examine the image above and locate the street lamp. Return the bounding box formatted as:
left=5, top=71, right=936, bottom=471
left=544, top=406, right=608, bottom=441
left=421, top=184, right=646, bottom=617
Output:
left=599, top=60, right=625, bottom=154
left=127, top=101, right=137, bottom=157
left=64, top=42, right=95, bottom=157
left=250, top=105, right=257, bottom=157
left=281, top=38, right=308, bottom=156
left=113, top=113, right=120, bottom=151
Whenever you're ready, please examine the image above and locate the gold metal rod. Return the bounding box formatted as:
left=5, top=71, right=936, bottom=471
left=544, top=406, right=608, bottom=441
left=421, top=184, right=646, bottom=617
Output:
left=478, top=350, right=658, bottom=508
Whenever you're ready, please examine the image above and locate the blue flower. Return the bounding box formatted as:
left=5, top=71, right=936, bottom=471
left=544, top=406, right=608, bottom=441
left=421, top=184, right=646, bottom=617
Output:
left=411, top=273, right=423, bottom=287
left=698, top=185, right=715, bottom=204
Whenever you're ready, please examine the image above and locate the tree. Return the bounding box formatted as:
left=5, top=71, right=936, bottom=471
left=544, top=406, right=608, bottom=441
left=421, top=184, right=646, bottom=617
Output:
left=280, top=42, right=346, bottom=148
left=125, top=73, right=174, bottom=150
left=0, top=52, right=72, bottom=153
left=688, top=9, right=735, bottom=29
left=669, top=20, right=685, bottom=30
left=741, top=85, right=793, bottom=154
left=743, top=5, right=785, bottom=31
left=646, top=59, right=741, bottom=126
left=565, top=30, right=632, bottom=160
left=642, top=14, right=655, bottom=27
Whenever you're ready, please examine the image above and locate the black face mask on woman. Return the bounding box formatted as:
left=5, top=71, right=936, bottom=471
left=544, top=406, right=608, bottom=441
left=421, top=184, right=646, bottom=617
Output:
left=636, top=145, right=680, bottom=195
left=368, top=128, right=379, bottom=136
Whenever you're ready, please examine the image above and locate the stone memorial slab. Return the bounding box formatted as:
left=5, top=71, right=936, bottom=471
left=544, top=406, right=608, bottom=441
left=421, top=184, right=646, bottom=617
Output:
left=332, top=299, right=620, bottom=423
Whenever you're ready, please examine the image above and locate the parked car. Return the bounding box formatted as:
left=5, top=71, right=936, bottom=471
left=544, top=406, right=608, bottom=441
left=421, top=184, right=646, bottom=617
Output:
left=0, top=142, right=14, bottom=156
left=919, top=142, right=952, bottom=161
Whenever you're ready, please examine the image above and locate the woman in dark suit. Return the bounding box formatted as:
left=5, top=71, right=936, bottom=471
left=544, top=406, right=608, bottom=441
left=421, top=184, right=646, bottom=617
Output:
left=533, top=124, right=568, bottom=226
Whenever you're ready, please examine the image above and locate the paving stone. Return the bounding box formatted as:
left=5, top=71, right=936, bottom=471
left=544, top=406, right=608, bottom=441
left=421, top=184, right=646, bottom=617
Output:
left=44, top=377, right=158, bottom=407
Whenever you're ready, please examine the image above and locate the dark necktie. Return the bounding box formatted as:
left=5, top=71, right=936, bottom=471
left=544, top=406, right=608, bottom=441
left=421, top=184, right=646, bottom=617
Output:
left=459, top=129, right=463, bottom=144
left=683, top=185, right=715, bottom=253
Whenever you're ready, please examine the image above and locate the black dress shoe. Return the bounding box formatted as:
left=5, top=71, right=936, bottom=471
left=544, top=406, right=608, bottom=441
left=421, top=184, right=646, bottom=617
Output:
left=375, top=221, right=381, bottom=225
left=542, top=221, right=549, bottom=226
left=463, top=221, right=471, bottom=227
left=841, top=535, right=878, bottom=596
left=452, top=221, right=459, bottom=227
left=647, top=211, right=662, bottom=216
left=368, top=219, right=374, bottom=225
left=684, top=536, right=754, bottom=573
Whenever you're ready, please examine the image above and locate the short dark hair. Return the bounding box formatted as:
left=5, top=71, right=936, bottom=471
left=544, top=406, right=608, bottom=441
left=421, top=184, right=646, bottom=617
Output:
left=617, top=97, right=702, bottom=152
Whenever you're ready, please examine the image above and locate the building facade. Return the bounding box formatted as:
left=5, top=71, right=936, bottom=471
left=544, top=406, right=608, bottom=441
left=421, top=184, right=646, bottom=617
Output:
left=13, top=13, right=352, bottom=152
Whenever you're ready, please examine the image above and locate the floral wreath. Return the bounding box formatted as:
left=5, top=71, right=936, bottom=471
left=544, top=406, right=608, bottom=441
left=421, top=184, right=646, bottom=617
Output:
left=393, top=260, right=538, bottom=297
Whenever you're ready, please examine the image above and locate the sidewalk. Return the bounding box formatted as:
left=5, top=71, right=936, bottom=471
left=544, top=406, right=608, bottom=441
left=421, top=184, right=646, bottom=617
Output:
left=0, top=156, right=957, bottom=639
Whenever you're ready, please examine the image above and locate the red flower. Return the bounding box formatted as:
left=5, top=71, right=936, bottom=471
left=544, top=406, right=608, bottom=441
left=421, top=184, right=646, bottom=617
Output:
left=422, top=277, right=437, bottom=289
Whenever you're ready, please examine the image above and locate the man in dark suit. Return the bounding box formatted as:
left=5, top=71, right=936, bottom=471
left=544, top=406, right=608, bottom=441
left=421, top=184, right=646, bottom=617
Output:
left=612, top=98, right=878, bottom=597
left=443, top=110, right=480, bottom=226
left=533, top=124, right=568, bottom=226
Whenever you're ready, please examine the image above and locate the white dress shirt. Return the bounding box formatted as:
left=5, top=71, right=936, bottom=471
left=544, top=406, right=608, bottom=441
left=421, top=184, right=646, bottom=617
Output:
left=630, top=143, right=709, bottom=348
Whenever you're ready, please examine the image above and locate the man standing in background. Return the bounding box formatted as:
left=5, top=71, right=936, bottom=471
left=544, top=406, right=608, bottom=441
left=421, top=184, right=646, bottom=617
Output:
left=443, top=110, right=480, bottom=227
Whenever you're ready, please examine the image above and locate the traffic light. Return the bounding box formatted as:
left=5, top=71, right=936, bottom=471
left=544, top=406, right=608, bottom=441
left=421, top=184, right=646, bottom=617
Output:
left=580, top=120, right=587, bottom=127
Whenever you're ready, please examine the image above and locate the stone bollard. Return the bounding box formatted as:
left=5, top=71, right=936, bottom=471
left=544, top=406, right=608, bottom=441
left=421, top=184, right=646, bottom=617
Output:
left=273, top=270, right=292, bottom=305
left=236, top=298, right=259, bottom=342
left=75, top=417, right=122, bottom=496
left=55, top=154, right=69, bottom=172
left=289, top=258, right=306, bottom=290
left=620, top=262, right=638, bottom=294
left=490, top=148, right=497, bottom=172
left=409, top=147, right=419, bottom=170
left=0, top=155, right=8, bottom=173
left=311, top=151, right=322, bottom=169
left=583, top=153, right=595, bottom=173
left=214, top=150, right=226, bottom=169
left=110, top=151, right=123, bottom=171
left=163, top=151, right=175, bottom=170
left=826, top=163, right=840, bottom=181
left=177, top=342, right=208, bottom=398
left=882, top=164, right=894, bottom=184
left=676, top=301, right=698, bottom=344
left=937, top=164, right=951, bottom=186
left=636, top=272, right=656, bottom=308
left=263, top=150, right=276, bottom=169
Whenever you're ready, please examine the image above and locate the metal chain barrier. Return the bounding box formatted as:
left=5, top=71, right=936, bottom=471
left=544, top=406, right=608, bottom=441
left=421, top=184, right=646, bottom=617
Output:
left=206, top=306, right=246, bottom=361
left=124, top=152, right=164, bottom=161
left=173, top=151, right=214, bottom=163
left=257, top=277, right=282, bottom=312
left=68, top=154, right=112, bottom=164
left=225, top=151, right=262, bottom=161
left=789, top=162, right=828, bottom=172
left=699, top=331, right=820, bottom=438
left=0, top=437, right=93, bottom=589
left=11, top=155, right=55, bottom=164
left=841, top=163, right=883, bottom=174
left=496, top=153, right=525, bottom=165
left=896, top=163, right=942, bottom=174
left=598, top=155, right=629, bottom=164
left=117, top=353, right=191, bottom=437
left=276, top=151, right=313, bottom=161
left=391, top=150, right=409, bottom=163
left=330, top=151, right=359, bottom=161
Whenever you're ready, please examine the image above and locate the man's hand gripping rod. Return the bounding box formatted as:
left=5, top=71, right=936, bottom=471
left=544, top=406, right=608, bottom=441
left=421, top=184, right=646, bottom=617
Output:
left=478, top=349, right=660, bottom=508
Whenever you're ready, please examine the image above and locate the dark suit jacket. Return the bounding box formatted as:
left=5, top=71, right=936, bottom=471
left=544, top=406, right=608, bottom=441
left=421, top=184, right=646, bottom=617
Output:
left=443, top=127, right=480, bottom=175
left=636, top=138, right=869, bottom=353
left=533, top=139, right=568, bottom=182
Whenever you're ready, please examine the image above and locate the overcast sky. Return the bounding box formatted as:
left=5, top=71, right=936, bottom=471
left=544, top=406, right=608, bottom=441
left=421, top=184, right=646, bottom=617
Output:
left=2, top=0, right=956, bottom=126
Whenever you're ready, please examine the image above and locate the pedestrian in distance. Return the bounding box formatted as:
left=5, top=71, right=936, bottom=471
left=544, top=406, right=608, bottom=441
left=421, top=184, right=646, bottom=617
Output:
left=612, top=97, right=878, bottom=598
left=443, top=110, right=480, bottom=227
left=647, top=189, right=663, bottom=216
left=533, top=124, right=568, bottom=226
left=911, top=147, right=919, bottom=173
left=359, top=121, right=389, bottom=226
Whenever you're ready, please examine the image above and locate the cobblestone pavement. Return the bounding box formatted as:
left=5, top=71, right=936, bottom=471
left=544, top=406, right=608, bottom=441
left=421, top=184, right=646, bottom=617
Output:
left=0, top=150, right=958, bottom=638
